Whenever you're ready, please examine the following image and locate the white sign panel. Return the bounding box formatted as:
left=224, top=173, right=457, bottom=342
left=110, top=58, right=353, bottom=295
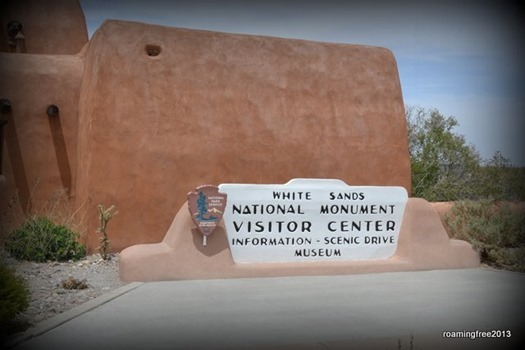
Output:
left=218, top=179, right=408, bottom=263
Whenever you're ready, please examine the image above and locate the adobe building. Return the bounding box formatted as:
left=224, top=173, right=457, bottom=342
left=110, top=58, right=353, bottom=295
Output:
left=0, top=0, right=413, bottom=252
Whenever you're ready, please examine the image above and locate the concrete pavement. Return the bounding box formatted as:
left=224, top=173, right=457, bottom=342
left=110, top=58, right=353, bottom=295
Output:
left=6, top=268, right=524, bottom=349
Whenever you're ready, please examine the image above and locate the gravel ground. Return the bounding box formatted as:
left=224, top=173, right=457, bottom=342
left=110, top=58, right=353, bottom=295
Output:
left=1, top=249, right=127, bottom=332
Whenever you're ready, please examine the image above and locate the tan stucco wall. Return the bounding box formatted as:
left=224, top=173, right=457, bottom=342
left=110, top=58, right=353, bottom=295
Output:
left=0, top=0, right=88, bottom=54
left=1, top=5, right=411, bottom=252
left=76, top=20, right=411, bottom=251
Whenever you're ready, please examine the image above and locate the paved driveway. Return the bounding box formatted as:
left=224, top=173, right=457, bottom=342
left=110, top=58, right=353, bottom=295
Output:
left=8, top=268, right=524, bottom=349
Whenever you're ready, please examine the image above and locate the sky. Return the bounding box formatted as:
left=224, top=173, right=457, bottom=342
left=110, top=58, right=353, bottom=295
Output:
left=79, top=0, right=524, bottom=166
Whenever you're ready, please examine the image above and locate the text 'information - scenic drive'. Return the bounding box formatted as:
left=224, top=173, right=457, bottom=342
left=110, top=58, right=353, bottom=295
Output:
left=218, top=179, right=408, bottom=263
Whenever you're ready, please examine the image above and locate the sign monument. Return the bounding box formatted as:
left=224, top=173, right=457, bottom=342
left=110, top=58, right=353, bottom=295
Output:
left=120, top=177, right=479, bottom=281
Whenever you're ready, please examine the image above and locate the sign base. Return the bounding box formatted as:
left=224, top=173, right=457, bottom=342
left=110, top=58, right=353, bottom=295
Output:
left=119, top=198, right=479, bottom=281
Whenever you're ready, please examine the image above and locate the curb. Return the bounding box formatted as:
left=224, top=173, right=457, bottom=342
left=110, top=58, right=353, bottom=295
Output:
left=5, top=282, right=143, bottom=348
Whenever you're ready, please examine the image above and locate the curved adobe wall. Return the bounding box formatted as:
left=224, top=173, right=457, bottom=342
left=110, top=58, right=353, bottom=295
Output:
left=0, top=0, right=88, bottom=54
left=0, top=53, right=84, bottom=234
left=77, top=20, right=411, bottom=251
left=0, top=0, right=87, bottom=241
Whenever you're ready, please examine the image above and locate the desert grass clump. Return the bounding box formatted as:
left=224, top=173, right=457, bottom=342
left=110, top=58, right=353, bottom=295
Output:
left=1, top=181, right=88, bottom=250
left=61, top=276, right=88, bottom=290
left=445, top=200, right=525, bottom=272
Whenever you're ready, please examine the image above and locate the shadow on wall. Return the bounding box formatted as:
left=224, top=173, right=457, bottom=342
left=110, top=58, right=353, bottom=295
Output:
left=1, top=99, right=31, bottom=212
left=46, top=104, right=72, bottom=195
left=0, top=99, right=9, bottom=175
left=0, top=101, right=73, bottom=212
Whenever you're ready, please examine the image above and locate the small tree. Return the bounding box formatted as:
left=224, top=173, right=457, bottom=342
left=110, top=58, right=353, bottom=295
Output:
left=406, top=106, right=482, bottom=201
left=97, top=205, right=117, bottom=260
left=478, top=151, right=525, bottom=201
left=406, top=106, right=525, bottom=201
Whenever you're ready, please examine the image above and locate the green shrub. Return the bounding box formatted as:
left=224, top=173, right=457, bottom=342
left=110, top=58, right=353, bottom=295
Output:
left=406, top=106, right=525, bottom=201
left=445, top=200, right=525, bottom=272
left=0, top=263, right=29, bottom=328
left=5, top=216, right=86, bottom=262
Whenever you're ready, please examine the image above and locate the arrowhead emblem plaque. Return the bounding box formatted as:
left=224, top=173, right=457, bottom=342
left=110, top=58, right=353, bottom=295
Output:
left=187, top=185, right=227, bottom=245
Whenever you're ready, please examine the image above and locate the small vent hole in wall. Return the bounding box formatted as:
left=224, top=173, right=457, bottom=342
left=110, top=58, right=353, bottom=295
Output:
left=145, top=44, right=161, bottom=57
